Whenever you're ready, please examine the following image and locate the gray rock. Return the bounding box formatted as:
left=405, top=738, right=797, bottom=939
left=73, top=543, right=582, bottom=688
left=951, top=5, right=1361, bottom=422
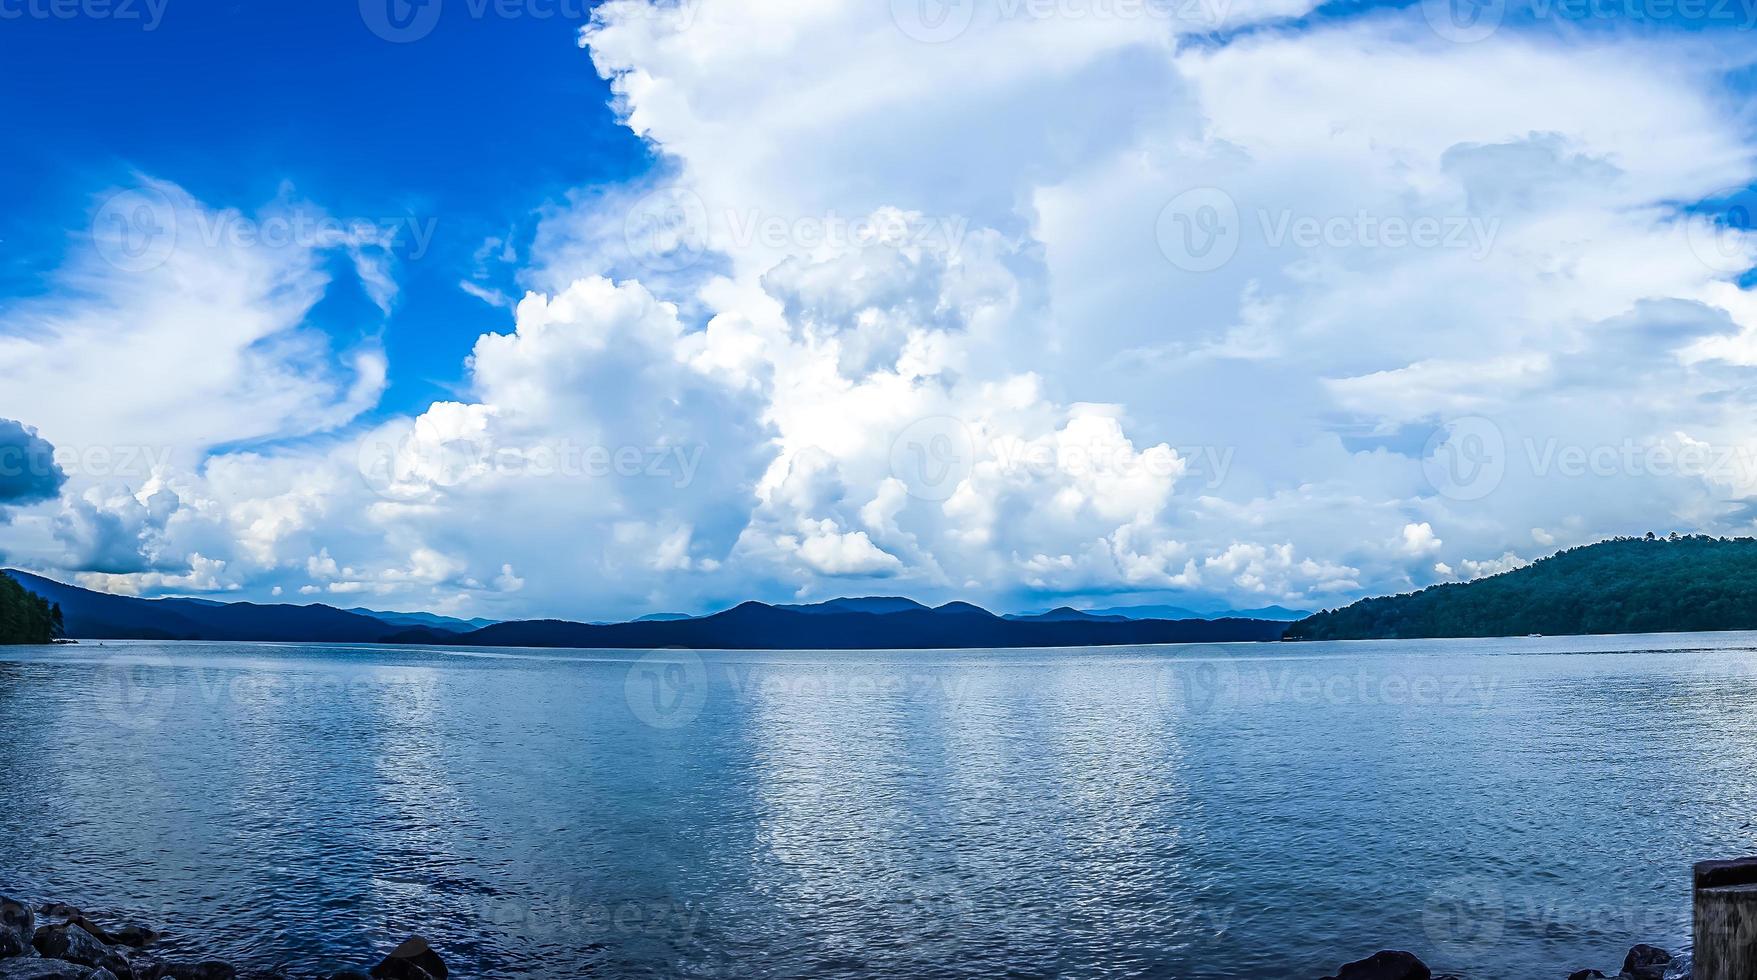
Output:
left=1622, top=944, right=1672, bottom=980
left=30, top=926, right=129, bottom=980
left=147, top=963, right=233, bottom=980
left=0, top=899, right=33, bottom=958
left=31, top=908, right=149, bottom=953
left=1568, top=971, right=1608, bottom=980
left=368, top=937, right=445, bottom=980
left=0, top=960, right=118, bottom=980
left=1321, top=950, right=1431, bottom=980
left=95, top=929, right=153, bottom=953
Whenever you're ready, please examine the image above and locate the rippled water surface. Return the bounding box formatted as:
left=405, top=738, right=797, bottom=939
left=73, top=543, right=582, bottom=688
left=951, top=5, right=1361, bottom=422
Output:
left=4, top=635, right=1757, bottom=978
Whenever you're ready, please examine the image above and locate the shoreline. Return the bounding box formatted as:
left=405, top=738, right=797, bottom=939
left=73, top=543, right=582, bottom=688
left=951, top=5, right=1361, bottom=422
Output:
left=1322, top=946, right=1685, bottom=980
left=0, top=894, right=1688, bottom=980
left=0, top=898, right=445, bottom=980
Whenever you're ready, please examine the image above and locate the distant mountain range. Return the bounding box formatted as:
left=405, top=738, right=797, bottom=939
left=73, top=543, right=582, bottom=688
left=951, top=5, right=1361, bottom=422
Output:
left=340, top=607, right=499, bottom=632
left=6, top=570, right=447, bottom=643
left=24, top=534, right=1753, bottom=647
left=1284, top=535, right=1757, bottom=640
left=1, top=571, right=1288, bottom=648
left=1075, top=603, right=1312, bottom=622
left=383, top=600, right=1287, bottom=649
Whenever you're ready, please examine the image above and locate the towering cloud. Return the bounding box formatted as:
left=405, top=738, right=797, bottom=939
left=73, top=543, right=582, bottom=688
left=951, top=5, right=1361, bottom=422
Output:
left=2, top=2, right=1753, bottom=618
left=0, top=419, right=64, bottom=511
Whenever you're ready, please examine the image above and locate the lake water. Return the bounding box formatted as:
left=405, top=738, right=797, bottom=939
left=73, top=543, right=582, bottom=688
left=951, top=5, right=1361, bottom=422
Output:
left=2, top=635, right=1753, bottom=978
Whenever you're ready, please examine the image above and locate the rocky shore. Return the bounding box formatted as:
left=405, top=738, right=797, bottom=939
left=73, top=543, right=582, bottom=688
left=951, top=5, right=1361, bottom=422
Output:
left=1323, top=944, right=1688, bottom=979
left=0, top=898, right=446, bottom=980
left=0, top=893, right=1694, bottom=979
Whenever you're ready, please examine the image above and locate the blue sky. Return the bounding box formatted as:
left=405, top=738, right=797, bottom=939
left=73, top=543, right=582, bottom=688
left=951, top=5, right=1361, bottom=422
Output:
left=0, top=0, right=649, bottom=416
left=0, top=0, right=1754, bottom=619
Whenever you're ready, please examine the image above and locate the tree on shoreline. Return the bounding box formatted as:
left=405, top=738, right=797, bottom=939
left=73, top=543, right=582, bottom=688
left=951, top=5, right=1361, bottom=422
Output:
left=0, top=572, right=61, bottom=644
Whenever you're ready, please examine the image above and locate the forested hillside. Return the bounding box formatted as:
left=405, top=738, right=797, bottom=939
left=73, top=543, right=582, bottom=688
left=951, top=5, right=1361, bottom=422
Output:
left=1287, top=535, right=1757, bottom=640
left=0, top=571, right=61, bottom=644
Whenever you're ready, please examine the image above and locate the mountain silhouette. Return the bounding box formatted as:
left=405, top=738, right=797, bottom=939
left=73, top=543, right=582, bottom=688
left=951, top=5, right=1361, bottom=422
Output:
left=385, top=600, right=1285, bottom=649
left=6, top=571, right=1288, bottom=649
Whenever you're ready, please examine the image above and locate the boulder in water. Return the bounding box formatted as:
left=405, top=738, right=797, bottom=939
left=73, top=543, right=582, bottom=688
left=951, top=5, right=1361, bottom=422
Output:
left=30, top=926, right=129, bottom=980
left=368, top=937, right=446, bottom=980
left=1321, top=950, right=1431, bottom=980
left=148, top=962, right=234, bottom=980
left=33, top=908, right=152, bottom=953
left=0, top=898, right=33, bottom=958
left=0, top=960, right=119, bottom=980
left=1620, top=945, right=1672, bottom=980
left=99, top=927, right=156, bottom=952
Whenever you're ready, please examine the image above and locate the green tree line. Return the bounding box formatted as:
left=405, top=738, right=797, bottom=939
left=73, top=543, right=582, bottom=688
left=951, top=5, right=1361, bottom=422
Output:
left=1287, top=534, right=1757, bottom=640
left=0, top=572, right=62, bottom=644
